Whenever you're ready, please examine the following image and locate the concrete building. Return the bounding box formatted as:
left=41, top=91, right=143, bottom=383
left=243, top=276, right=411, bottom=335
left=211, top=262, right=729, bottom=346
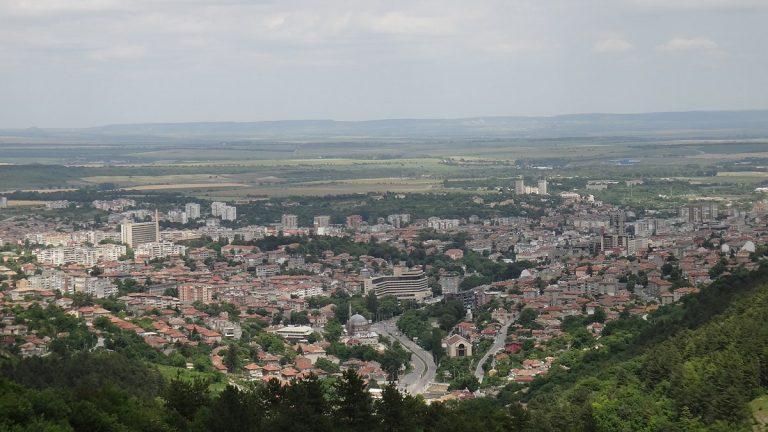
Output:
left=185, top=203, right=201, bottom=219
left=679, top=201, right=718, bottom=223
left=427, top=217, right=460, bottom=231
left=609, top=210, right=627, bottom=234
left=0, top=197, right=7, bottom=208
left=167, top=210, right=188, bottom=224
left=282, top=214, right=299, bottom=229
left=179, top=284, right=213, bottom=304
left=439, top=274, right=462, bottom=295
left=211, top=201, right=226, bottom=217
left=514, top=178, right=525, bottom=195
left=35, top=244, right=126, bottom=266
left=220, top=205, right=237, bottom=221
left=346, top=214, right=364, bottom=229
left=537, top=179, right=548, bottom=195
left=364, top=266, right=430, bottom=301
left=276, top=325, right=314, bottom=341
left=313, top=215, right=331, bottom=228
left=121, top=218, right=160, bottom=248
left=386, top=213, right=411, bottom=228
left=135, top=241, right=187, bottom=260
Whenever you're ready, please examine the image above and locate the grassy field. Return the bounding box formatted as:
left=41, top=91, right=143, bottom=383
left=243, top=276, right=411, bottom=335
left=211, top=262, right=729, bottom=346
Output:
left=122, top=182, right=250, bottom=191
left=750, top=395, right=768, bottom=430
left=7, top=200, right=48, bottom=207
left=154, top=364, right=229, bottom=393
left=195, top=177, right=447, bottom=198
left=81, top=173, right=238, bottom=186
left=716, top=171, right=768, bottom=178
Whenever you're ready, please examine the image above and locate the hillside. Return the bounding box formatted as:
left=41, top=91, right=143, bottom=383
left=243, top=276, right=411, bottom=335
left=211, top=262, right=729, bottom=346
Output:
left=2, top=264, right=768, bottom=431
left=512, top=263, right=768, bottom=431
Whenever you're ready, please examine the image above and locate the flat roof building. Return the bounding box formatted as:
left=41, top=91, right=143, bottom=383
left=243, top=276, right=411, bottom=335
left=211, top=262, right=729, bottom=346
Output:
left=120, top=216, right=159, bottom=248
left=364, top=266, right=430, bottom=301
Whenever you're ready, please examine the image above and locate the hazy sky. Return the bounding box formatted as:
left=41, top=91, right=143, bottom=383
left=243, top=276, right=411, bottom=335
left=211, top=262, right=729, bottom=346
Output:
left=1, top=0, right=766, bottom=128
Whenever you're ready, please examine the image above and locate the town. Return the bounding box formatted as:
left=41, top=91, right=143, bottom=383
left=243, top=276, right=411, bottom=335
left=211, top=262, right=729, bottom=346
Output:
left=2, top=175, right=765, bottom=408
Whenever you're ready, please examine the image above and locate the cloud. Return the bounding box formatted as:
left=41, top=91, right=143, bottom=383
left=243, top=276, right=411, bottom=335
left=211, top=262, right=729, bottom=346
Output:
left=370, top=12, right=455, bottom=36
left=485, top=40, right=560, bottom=55
left=593, top=37, right=633, bottom=53
left=619, top=0, right=768, bottom=11
left=0, top=0, right=128, bottom=15
left=88, top=45, right=146, bottom=61
left=657, top=36, right=720, bottom=52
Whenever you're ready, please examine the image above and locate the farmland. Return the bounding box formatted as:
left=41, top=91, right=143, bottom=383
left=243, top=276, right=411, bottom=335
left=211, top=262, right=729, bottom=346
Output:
left=1, top=117, right=768, bottom=201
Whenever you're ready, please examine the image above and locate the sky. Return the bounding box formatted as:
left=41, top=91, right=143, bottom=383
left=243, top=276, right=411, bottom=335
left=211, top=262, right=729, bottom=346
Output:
left=0, top=0, right=766, bottom=128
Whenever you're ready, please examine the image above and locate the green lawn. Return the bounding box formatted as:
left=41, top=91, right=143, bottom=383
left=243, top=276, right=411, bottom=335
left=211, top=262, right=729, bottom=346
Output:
left=750, top=395, right=768, bottom=430
left=154, top=364, right=229, bottom=393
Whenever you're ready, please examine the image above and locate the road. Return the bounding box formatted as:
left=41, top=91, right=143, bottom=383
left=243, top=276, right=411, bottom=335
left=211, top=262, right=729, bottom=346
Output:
left=372, top=319, right=437, bottom=395
left=474, top=320, right=513, bottom=382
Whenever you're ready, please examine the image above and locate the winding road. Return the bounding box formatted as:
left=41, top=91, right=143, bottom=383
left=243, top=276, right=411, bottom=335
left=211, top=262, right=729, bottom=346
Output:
left=474, top=320, right=513, bottom=382
left=372, top=319, right=437, bottom=395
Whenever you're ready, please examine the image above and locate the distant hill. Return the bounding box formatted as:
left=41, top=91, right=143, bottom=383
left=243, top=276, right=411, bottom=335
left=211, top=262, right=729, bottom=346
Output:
left=3, top=110, right=768, bottom=140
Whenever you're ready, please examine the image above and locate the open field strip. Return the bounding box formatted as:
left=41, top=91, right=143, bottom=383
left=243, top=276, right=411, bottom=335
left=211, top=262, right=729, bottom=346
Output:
left=298, top=177, right=441, bottom=186
left=688, top=152, right=768, bottom=160
left=81, top=173, right=235, bottom=185
left=716, top=171, right=768, bottom=177
left=121, top=182, right=250, bottom=191
left=120, top=156, right=445, bottom=168
left=7, top=200, right=48, bottom=207
left=0, top=188, right=79, bottom=194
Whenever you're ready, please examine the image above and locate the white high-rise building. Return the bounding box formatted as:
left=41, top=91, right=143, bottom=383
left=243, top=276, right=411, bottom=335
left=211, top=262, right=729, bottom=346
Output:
left=538, top=179, right=548, bottom=195
left=313, top=215, right=330, bottom=228
left=221, top=205, right=237, bottom=221
left=514, top=178, right=525, bottom=195
left=0, top=197, right=7, bottom=208
left=121, top=212, right=160, bottom=247
left=167, top=210, right=188, bottom=224
left=211, top=202, right=226, bottom=217
left=185, top=203, right=201, bottom=219
left=282, top=214, right=299, bottom=229
left=211, top=202, right=236, bottom=221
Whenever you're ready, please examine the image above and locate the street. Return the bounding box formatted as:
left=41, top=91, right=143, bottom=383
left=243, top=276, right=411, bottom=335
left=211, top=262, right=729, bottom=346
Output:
left=474, top=320, right=513, bottom=382
left=372, top=319, right=437, bottom=395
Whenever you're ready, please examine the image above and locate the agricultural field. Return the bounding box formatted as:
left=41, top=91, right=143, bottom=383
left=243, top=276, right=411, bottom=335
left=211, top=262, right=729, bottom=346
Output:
left=1, top=127, right=768, bottom=201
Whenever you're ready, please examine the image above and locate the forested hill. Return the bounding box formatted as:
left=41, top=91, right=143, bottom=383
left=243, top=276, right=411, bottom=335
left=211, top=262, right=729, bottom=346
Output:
left=515, top=262, right=768, bottom=431
left=2, top=264, right=768, bottom=431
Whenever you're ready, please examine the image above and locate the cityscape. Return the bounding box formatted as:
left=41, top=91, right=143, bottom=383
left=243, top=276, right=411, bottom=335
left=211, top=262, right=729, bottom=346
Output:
left=2, top=0, right=768, bottom=431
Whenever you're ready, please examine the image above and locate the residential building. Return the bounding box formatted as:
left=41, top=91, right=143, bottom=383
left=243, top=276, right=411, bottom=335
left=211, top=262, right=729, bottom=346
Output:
left=179, top=284, right=213, bottom=304
left=346, top=215, right=364, bottom=229
left=135, top=241, right=187, bottom=259
left=282, top=214, right=299, bottom=229
left=313, top=215, right=330, bottom=228
left=185, top=203, right=201, bottom=219
left=538, top=179, right=548, bottom=195
left=167, top=210, right=188, bottom=224
left=514, top=178, right=525, bottom=195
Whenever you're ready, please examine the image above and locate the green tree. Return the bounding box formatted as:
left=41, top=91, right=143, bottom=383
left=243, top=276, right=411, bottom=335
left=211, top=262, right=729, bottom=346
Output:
left=324, top=318, right=343, bottom=343
left=332, top=369, right=376, bottom=431
left=162, top=376, right=211, bottom=423
left=224, top=344, right=239, bottom=373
